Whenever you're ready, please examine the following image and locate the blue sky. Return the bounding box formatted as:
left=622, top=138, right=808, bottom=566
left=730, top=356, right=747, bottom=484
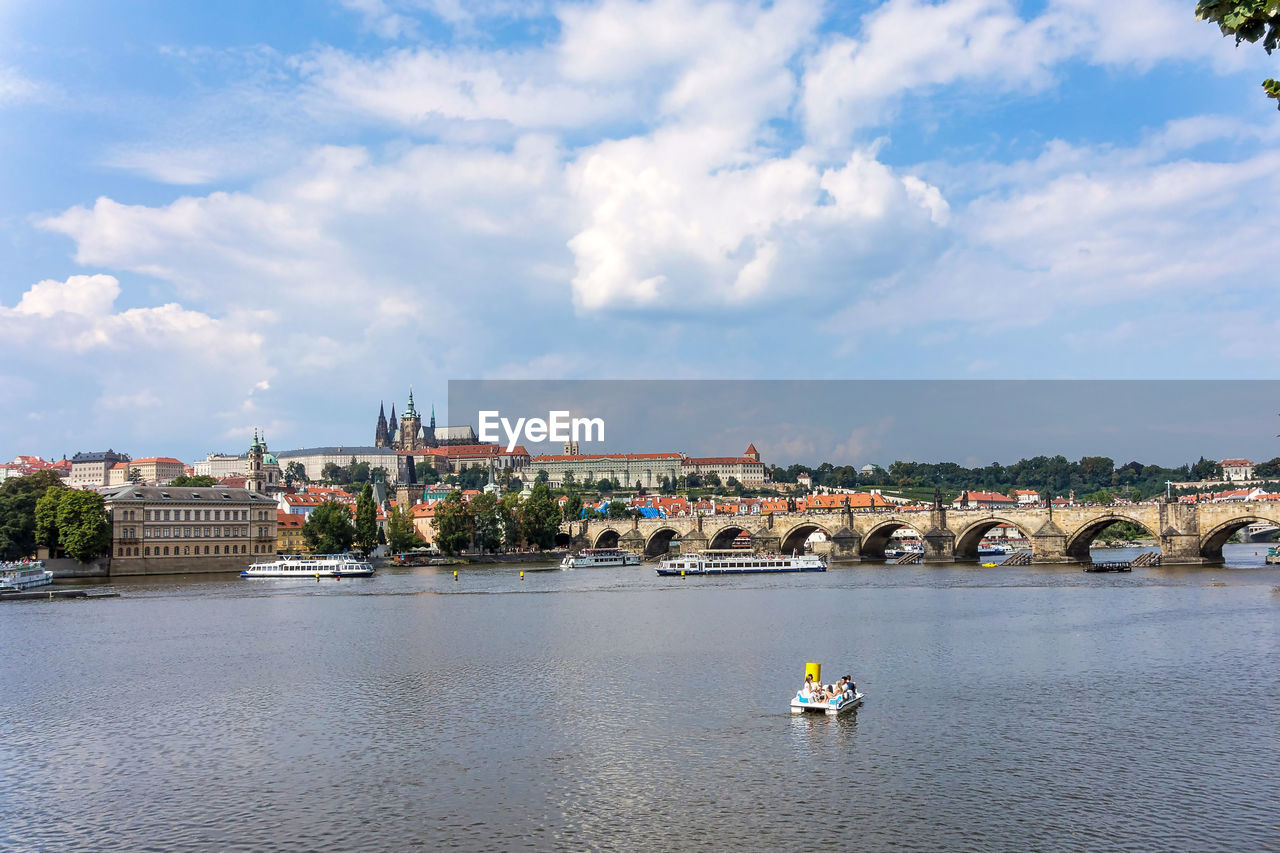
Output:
left=1, top=0, right=1277, bottom=463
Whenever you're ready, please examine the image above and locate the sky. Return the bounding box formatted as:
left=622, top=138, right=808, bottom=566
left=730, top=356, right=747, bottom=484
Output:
left=1, top=0, right=1277, bottom=464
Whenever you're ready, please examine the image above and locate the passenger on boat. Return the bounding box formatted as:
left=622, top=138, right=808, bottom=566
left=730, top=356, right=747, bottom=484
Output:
left=800, top=674, right=816, bottom=700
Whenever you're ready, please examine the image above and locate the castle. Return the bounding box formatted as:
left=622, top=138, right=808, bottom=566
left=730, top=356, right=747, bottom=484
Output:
left=374, top=389, right=478, bottom=451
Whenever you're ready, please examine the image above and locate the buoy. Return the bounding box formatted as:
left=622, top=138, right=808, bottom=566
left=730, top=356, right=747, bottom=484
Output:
left=315, top=574, right=320, bottom=580
left=520, top=571, right=525, bottom=580
left=680, top=570, right=685, bottom=577
left=453, top=570, right=458, bottom=581
left=805, top=661, right=822, bottom=682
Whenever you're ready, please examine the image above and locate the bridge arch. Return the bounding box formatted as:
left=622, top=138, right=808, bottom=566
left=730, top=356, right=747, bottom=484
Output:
left=554, top=531, right=572, bottom=548
left=779, top=522, right=834, bottom=556
left=591, top=527, right=622, bottom=549
left=1200, top=514, right=1280, bottom=562
left=644, top=527, right=682, bottom=558
left=1064, top=514, right=1158, bottom=563
left=954, top=518, right=1033, bottom=561
left=707, top=523, right=751, bottom=551
left=862, top=518, right=926, bottom=560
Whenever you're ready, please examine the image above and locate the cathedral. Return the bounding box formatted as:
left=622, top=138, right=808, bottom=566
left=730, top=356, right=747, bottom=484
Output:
left=374, top=389, right=478, bottom=451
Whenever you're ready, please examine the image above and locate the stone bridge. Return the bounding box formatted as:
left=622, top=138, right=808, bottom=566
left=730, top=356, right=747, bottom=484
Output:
left=561, top=501, right=1280, bottom=565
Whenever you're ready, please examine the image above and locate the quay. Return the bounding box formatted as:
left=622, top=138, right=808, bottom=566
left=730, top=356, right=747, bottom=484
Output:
left=0, top=589, right=120, bottom=602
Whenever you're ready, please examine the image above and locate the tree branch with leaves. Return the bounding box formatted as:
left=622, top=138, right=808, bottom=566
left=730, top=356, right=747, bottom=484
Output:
left=1197, top=1, right=1280, bottom=107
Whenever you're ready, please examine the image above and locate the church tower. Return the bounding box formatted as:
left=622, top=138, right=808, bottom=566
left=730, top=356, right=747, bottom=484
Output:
left=247, top=429, right=265, bottom=493
left=375, top=402, right=389, bottom=447
left=400, top=388, right=423, bottom=452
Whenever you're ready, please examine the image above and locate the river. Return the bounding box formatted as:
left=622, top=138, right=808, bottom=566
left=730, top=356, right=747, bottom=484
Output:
left=2, top=543, right=1277, bottom=851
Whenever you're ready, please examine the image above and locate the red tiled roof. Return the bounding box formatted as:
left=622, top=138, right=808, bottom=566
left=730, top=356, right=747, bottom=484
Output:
left=1220, top=458, right=1253, bottom=467
left=683, top=457, right=761, bottom=465
left=133, top=457, right=183, bottom=465
left=276, top=511, right=304, bottom=529
left=955, top=491, right=1014, bottom=503
left=745, top=443, right=758, bottom=454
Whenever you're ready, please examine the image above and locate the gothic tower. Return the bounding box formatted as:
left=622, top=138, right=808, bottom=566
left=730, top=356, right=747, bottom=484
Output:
left=375, top=402, right=388, bottom=447
left=400, top=388, right=422, bottom=452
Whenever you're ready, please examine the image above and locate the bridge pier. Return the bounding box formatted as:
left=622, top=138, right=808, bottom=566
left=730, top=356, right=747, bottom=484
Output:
left=921, top=508, right=956, bottom=563
left=830, top=526, right=861, bottom=561
left=1030, top=518, right=1073, bottom=563
left=1158, top=502, right=1212, bottom=564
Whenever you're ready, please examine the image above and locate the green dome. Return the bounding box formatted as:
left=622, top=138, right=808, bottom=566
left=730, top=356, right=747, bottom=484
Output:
left=263, top=453, right=278, bottom=465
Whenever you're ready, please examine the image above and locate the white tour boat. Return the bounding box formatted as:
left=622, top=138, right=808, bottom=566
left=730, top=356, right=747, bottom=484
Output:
left=791, top=687, right=866, bottom=716
left=656, top=552, right=826, bottom=576
left=0, top=562, right=54, bottom=591
left=241, top=553, right=375, bottom=578
left=559, top=548, right=641, bottom=569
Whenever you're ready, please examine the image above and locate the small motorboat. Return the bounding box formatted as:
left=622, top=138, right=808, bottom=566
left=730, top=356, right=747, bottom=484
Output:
left=791, top=688, right=865, bottom=716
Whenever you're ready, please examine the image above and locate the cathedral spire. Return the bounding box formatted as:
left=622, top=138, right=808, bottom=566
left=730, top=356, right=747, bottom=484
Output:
left=430, top=403, right=436, bottom=429
left=405, top=387, right=418, bottom=418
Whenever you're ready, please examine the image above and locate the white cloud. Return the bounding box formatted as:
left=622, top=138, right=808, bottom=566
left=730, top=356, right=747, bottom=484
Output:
left=0, top=63, right=37, bottom=104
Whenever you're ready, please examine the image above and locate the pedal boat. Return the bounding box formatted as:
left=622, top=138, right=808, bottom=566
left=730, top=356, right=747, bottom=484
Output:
left=791, top=689, right=865, bottom=716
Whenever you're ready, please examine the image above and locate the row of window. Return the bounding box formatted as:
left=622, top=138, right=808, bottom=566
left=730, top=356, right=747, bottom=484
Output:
left=141, top=527, right=250, bottom=539
left=118, top=543, right=256, bottom=557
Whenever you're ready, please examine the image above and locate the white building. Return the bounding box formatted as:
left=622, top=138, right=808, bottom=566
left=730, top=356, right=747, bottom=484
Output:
left=1221, top=458, right=1254, bottom=482
left=194, top=453, right=246, bottom=479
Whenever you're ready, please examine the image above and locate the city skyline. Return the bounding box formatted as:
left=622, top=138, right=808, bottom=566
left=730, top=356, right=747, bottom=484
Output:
left=2, top=1, right=1279, bottom=457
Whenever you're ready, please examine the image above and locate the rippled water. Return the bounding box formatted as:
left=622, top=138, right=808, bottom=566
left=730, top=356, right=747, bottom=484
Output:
left=3, top=545, right=1278, bottom=851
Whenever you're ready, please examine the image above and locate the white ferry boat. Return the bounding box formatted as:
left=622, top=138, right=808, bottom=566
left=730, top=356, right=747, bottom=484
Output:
left=0, top=562, right=54, bottom=591
left=240, top=554, right=374, bottom=578
left=656, top=552, right=826, bottom=576
left=559, top=548, right=641, bottom=569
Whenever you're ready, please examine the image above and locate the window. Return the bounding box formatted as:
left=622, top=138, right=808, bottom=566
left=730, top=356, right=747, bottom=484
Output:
left=144, top=546, right=150, bottom=556
left=183, top=546, right=190, bottom=555
left=163, top=546, right=169, bottom=556
left=204, top=546, right=209, bottom=555
left=163, top=528, right=170, bottom=538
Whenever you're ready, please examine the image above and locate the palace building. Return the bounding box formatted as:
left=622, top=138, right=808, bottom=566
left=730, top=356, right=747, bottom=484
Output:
left=374, top=389, right=477, bottom=451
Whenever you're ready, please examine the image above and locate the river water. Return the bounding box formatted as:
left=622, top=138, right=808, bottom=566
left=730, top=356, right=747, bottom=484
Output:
left=3, top=543, right=1278, bottom=851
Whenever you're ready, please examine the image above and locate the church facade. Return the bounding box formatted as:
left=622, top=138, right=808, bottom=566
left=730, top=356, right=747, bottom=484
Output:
left=374, top=390, right=478, bottom=451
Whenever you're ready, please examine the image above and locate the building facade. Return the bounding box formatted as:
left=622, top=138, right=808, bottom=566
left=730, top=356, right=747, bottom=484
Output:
left=275, top=446, right=408, bottom=484
left=414, top=444, right=532, bottom=476
left=276, top=511, right=307, bottom=553
left=681, top=444, right=766, bottom=486
left=528, top=453, right=684, bottom=489
left=105, top=485, right=278, bottom=575
left=70, top=450, right=130, bottom=489
left=1221, top=458, right=1255, bottom=482
left=193, top=453, right=247, bottom=479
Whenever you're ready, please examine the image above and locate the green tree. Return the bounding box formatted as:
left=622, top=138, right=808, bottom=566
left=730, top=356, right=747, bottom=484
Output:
left=385, top=503, right=419, bottom=553
left=705, top=473, right=722, bottom=488
left=1085, top=489, right=1116, bottom=505
left=354, top=483, right=379, bottom=553
left=127, top=467, right=143, bottom=484
left=470, top=492, right=502, bottom=554
left=34, top=486, right=67, bottom=551
left=596, top=478, right=612, bottom=494
left=519, top=482, right=562, bottom=550
left=302, top=499, right=355, bottom=554
left=284, top=461, right=309, bottom=486
left=562, top=494, right=583, bottom=522
left=169, top=474, right=217, bottom=487
left=498, top=492, right=523, bottom=549
left=348, top=461, right=372, bottom=484
left=434, top=490, right=473, bottom=556
left=320, top=462, right=346, bottom=484
left=1197, top=1, right=1280, bottom=106
left=56, top=489, right=112, bottom=562
left=535, top=469, right=549, bottom=486
left=607, top=499, right=631, bottom=520
left=562, top=470, right=576, bottom=490
left=0, top=470, right=67, bottom=560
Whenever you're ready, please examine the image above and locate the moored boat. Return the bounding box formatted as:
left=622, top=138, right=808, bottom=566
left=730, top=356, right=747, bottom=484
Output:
left=0, top=561, right=53, bottom=591
left=657, top=552, right=826, bottom=576
left=559, top=548, right=641, bottom=569
left=241, top=553, right=374, bottom=578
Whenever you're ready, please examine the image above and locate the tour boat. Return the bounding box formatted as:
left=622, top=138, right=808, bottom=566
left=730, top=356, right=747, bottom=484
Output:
left=791, top=688, right=865, bottom=716
left=241, top=553, right=374, bottom=578
left=559, top=548, right=641, bottom=569
left=884, top=546, right=923, bottom=559
left=0, top=562, right=53, bottom=591
left=656, top=552, right=826, bottom=576
left=977, top=543, right=1013, bottom=556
